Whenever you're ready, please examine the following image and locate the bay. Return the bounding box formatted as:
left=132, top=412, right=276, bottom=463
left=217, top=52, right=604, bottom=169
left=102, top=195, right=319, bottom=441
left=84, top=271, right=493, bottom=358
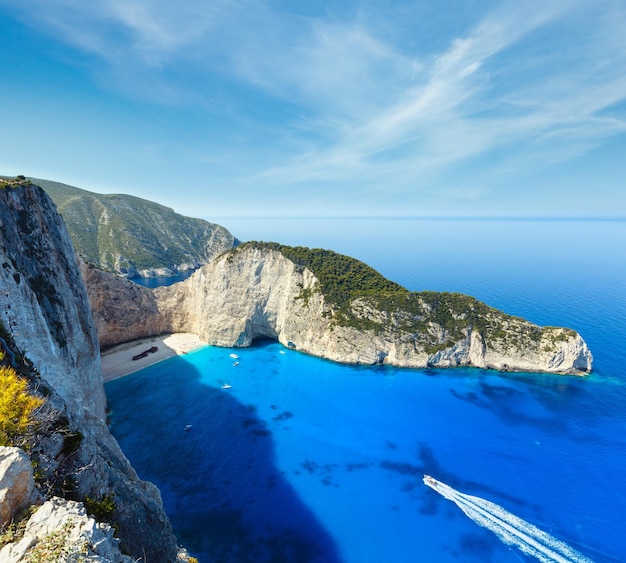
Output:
left=106, top=218, right=626, bottom=562
left=131, top=269, right=196, bottom=288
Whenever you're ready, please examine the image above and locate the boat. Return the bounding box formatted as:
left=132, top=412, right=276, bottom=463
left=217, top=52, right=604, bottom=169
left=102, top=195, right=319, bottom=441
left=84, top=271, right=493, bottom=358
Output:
left=132, top=345, right=159, bottom=361
left=185, top=424, right=192, bottom=431
left=232, top=361, right=240, bottom=367
left=423, top=475, right=439, bottom=487
left=221, top=383, right=232, bottom=389
left=229, top=353, right=239, bottom=359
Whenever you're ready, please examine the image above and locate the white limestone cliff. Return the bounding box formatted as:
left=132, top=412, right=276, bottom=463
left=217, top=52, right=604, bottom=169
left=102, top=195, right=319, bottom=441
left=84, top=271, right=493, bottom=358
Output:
left=146, top=246, right=591, bottom=375
left=0, top=485, right=133, bottom=563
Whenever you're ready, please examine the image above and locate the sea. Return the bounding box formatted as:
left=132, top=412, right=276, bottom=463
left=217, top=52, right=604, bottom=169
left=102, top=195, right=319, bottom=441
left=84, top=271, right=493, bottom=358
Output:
left=106, top=218, right=626, bottom=563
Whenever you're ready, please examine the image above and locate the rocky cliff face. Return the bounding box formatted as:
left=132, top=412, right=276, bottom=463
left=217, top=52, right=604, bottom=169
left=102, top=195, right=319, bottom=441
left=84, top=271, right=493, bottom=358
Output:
left=0, top=183, right=105, bottom=421
left=89, top=245, right=592, bottom=375
left=81, top=262, right=167, bottom=348
left=0, top=182, right=180, bottom=561
left=156, top=246, right=592, bottom=374
left=0, top=448, right=134, bottom=563
left=0, top=448, right=39, bottom=527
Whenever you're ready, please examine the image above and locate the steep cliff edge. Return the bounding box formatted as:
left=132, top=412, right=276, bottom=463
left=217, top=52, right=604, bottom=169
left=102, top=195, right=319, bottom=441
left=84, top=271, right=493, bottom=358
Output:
left=0, top=181, right=180, bottom=561
left=88, top=242, right=591, bottom=375
left=155, top=243, right=592, bottom=374
left=81, top=262, right=168, bottom=348
left=0, top=182, right=105, bottom=421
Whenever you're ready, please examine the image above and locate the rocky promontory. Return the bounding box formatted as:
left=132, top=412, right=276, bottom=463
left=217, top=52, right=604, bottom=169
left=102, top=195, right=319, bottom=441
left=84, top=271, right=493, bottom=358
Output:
left=88, top=242, right=592, bottom=375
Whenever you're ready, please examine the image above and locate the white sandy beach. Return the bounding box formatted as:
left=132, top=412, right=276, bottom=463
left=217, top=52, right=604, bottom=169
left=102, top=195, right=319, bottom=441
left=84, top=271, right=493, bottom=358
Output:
left=100, top=333, right=205, bottom=382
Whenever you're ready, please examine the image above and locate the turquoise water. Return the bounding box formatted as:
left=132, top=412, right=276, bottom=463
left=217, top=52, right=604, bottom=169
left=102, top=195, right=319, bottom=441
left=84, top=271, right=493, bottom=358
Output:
left=106, top=219, right=626, bottom=562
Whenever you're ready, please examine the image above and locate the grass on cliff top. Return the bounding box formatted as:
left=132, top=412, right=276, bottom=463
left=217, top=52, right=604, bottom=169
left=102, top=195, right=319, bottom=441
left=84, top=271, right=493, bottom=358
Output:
left=231, top=241, right=524, bottom=342
left=235, top=241, right=406, bottom=299
left=0, top=175, right=30, bottom=189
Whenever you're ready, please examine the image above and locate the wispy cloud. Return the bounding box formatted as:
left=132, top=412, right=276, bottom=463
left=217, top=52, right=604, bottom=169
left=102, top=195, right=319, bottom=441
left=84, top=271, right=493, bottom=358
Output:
left=3, top=0, right=626, bottom=214
left=8, top=0, right=233, bottom=62
left=253, top=1, right=626, bottom=195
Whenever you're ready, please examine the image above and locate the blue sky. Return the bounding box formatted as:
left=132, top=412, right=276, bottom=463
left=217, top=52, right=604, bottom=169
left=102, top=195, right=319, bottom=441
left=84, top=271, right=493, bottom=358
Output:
left=1, top=0, right=625, bottom=219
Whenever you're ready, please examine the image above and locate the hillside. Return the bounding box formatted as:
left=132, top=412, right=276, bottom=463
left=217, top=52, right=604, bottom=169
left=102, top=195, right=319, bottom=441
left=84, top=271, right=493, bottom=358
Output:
left=32, top=178, right=238, bottom=277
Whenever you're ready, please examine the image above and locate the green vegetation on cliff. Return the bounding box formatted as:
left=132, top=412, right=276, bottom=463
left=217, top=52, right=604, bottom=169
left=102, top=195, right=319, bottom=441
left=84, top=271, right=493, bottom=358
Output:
left=236, top=241, right=405, bottom=301
left=0, top=355, right=44, bottom=448
left=33, top=178, right=238, bottom=276
left=235, top=242, right=553, bottom=353
left=0, top=175, right=29, bottom=189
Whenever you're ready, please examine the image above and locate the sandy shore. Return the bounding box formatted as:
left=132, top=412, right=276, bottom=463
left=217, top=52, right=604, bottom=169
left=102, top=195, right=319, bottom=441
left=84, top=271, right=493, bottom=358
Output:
left=101, top=333, right=205, bottom=382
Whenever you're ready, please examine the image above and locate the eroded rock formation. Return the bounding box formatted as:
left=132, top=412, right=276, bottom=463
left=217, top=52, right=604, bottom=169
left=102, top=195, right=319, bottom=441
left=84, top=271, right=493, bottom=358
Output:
left=88, top=245, right=592, bottom=375
left=0, top=457, right=134, bottom=563
left=81, top=262, right=167, bottom=348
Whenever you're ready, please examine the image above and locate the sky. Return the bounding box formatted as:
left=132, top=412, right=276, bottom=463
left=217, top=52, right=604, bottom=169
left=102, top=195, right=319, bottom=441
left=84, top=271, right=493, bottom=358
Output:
left=1, top=0, right=625, bottom=219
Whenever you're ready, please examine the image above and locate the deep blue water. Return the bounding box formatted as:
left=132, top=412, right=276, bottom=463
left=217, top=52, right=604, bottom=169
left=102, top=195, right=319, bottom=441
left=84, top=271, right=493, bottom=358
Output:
left=106, top=219, right=626, bottom=562
left=131, top=269, right=195, bottom=288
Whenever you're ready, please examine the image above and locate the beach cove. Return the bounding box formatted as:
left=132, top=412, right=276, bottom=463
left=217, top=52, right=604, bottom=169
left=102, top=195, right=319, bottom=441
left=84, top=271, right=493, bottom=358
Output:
left=101, top=333, right=205, bottom=382
left=104, top=218, right=626, bottom=562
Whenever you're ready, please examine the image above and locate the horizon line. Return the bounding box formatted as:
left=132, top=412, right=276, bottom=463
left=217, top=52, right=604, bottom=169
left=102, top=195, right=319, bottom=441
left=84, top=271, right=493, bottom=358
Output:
left=210, top=215, right=626, bottom=222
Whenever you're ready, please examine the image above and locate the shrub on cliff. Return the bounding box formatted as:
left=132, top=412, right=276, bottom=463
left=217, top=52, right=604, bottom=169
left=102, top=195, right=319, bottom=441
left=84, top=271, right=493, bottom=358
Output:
left=0, top=364, right=44, bottom=448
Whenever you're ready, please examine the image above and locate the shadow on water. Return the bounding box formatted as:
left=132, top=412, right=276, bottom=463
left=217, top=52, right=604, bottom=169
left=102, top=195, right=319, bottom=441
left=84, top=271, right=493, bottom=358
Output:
left=105, top=355, right=343, bottom=563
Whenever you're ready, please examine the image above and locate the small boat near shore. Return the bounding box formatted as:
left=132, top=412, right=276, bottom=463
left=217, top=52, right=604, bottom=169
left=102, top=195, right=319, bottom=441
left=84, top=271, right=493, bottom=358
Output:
left=221, top=383, right=232, bottom=389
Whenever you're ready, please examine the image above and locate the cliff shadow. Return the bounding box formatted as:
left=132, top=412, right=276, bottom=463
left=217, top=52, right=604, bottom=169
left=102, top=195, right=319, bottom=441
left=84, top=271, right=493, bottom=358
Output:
left=105, top=354, right=343, bottom=563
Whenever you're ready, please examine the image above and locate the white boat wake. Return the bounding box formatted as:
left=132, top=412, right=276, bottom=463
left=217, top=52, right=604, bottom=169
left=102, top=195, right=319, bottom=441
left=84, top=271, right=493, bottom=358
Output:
left=423, top=476, right=593, bottom=563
